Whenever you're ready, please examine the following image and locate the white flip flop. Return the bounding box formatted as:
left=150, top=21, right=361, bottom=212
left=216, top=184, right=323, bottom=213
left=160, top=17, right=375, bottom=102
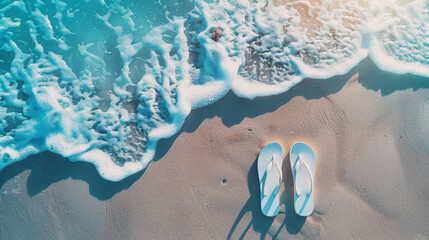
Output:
left=258, top=142, right=283, bottom=217
left=290, top=142, right=316, bottom=216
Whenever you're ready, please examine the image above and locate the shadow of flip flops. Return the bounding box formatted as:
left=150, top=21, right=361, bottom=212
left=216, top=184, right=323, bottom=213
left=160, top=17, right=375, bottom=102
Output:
left=227, top=157, right=275, bottom=240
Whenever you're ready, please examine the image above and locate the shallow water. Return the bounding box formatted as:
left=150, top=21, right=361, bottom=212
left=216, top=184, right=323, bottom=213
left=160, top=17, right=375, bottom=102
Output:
left=0, top=0, right=428, bottom=181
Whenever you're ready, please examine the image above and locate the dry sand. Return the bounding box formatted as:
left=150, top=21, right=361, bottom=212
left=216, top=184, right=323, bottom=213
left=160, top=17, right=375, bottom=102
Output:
left=0, top=58, right=428, bottom=239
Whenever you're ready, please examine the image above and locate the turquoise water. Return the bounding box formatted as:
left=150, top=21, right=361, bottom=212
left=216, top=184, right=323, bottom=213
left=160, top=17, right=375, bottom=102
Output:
left=0, top=0, right=428, bottom=181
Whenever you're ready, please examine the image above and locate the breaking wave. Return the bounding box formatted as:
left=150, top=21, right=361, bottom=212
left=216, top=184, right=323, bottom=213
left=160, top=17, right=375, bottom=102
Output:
left=0, top=0, right=428, bottom=180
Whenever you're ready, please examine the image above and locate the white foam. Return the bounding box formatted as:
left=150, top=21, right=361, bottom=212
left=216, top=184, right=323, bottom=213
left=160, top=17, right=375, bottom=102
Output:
left=0, top=0, right=428, bottom=181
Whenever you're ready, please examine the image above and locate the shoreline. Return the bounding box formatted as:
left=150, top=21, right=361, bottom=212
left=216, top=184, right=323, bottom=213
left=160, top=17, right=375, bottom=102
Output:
left=1, top=58, right=428, bottom=239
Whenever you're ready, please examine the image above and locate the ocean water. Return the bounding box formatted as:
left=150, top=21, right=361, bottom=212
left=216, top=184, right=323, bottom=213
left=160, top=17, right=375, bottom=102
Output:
left=0, top=0, right=427, bottom=181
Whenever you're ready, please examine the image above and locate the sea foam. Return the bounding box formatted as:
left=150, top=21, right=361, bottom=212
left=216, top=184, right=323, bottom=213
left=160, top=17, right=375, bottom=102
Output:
left=0, top=0, right=428, bottom=181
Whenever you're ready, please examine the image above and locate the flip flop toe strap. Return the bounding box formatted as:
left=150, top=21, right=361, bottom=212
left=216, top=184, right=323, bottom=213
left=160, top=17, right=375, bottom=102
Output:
left=263, top=155, right=283, bottom=197
left=293, top=154, right=313, bottom=197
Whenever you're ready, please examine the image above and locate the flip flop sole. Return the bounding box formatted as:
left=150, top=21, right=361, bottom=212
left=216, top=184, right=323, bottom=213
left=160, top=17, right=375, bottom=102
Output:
left=290, top=142, right=316, bottom=216
left=258, top=142, right=283, bottom=217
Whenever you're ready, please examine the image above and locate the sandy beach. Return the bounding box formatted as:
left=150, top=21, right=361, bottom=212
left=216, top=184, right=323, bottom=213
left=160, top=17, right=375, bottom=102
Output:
left=0, top=58, right=428, bottom=239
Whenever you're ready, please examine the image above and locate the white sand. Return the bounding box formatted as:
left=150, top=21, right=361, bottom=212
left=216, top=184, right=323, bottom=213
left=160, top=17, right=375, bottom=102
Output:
left=0, top=58, right=428, bottom=239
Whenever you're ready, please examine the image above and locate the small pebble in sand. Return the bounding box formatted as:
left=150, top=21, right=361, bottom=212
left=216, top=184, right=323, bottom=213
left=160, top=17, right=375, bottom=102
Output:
left=213, top=28, right=222, bottom=41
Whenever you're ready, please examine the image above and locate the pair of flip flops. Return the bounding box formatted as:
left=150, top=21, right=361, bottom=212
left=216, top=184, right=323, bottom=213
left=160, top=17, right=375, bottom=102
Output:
left=257, top=142, right=316, bottom=217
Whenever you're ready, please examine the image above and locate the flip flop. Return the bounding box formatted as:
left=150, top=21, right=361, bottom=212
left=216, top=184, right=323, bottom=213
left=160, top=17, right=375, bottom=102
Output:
left=258, top=142, right=283, bottom=217
left=290, top=142, right=316, bottom=216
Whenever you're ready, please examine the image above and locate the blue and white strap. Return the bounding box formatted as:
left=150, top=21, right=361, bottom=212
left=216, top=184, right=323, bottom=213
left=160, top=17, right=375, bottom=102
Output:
left=293, top=154, right=313, bottom=197
left=263, top=155, right=282, bottom=197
